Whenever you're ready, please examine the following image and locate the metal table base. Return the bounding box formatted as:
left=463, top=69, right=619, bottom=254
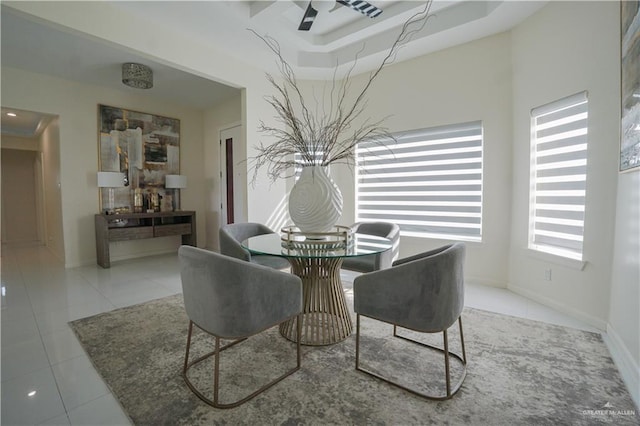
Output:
left=279, top=257, right=352, bottom=345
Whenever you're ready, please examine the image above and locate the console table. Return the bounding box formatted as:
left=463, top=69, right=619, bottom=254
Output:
left=95, top=211, right=196, bottom=268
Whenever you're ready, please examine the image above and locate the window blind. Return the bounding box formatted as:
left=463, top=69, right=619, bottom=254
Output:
left=355, top=121, right=483, bottom=241
left=529, top=91, right=588, bottom=260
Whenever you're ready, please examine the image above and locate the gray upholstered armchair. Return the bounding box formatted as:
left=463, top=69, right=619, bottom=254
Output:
left=219, top=222, right=290, bottom=270
left=341, top=221, right=400, bottom=272
left=353, top=243, right=467, bottom=400
left=178, top=246, right=303, bottom=408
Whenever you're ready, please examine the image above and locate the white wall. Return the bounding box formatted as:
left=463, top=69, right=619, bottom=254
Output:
left=39, top=118, right=65, bottom=262
left=203, top=95, right=242, bottom=250
left=509, top=1, right=620, bottom=330
left=1, top=135, right=40, bottom=151
left=609, top=171, right=640, bottom=405
left=330, top=32, right=514, bottom=287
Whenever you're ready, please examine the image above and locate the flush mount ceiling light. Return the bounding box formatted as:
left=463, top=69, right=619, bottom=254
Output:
left=122, top=63, right=153, bottom=89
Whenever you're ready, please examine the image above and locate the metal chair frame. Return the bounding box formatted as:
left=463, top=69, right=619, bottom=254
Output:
left=355, top=314, right=467, bottom=401
left=182, top=314, right=302, bottom=409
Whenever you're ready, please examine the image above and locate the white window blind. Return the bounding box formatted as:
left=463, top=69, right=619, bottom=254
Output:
left=355, top=121, right=483, bottom=241
left=529, top=91, right=588, bottom=260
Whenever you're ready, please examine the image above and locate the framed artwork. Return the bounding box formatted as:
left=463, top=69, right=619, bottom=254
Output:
left=620, top=1, right=640, bottom=172
left=98, top=104, right=180, bottom=212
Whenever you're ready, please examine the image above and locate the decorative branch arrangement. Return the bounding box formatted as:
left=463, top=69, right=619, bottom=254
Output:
left=250, top=1, right=433, bottom=183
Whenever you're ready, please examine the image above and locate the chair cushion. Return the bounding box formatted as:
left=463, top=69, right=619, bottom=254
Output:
left=354, top=243, right=465, bottom=332
left=179, top=246, right=302, bottom=338
left=341, top=255, right=376, bottom=273
left=252, top=255, right=290, bottom=270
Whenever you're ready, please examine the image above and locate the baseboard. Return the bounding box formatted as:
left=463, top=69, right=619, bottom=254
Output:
left=466, top=276, right=506, bottom=289
left=603, top=325, right=640, bottom=410
left=45, top=244, right=66, bottom=265
left=109, top=248, right=178, bottom=263
left=508, top=284, right=608, bottom=331
left=68, top=249, right=180, bottom=268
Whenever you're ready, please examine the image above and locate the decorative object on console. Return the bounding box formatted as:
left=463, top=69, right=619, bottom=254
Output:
left=97, top=171, right=126, bottom=214
left=165, top=174, right=187, bottom=211
left=122, top=63, right=153, bottom=89
left=133, top=188, right=143, bottom=213
left=98, top=104, right=180, bottom=213
left=248, top=2, right=433, bottom=231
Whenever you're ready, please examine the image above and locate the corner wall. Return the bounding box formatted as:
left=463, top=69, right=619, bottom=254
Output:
left=509, top=2, right=620, bottom=329
left=40, top=118, right=65, bottom=261
left=608, top=169, right=640, bottom=406
left=331, top=32, right=514, bottom=287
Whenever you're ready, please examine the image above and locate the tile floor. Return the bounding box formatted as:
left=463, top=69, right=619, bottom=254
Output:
left=1, top=244, right=600, bottom=425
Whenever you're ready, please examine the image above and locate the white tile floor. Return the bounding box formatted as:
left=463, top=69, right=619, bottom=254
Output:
left=1, top=244, right=601, bottom=425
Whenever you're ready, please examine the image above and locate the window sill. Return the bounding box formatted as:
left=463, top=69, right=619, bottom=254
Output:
left=525, top=248, right=587, bottom=271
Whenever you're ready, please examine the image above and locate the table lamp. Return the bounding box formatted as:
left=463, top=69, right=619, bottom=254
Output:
left=165, top=174, right=187, bottom=211
left=97, top=172, right=126, bottom=214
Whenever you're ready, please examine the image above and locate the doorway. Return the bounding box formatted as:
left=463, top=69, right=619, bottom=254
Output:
left=1, top=148, right=42, bottom=245
left=219, top=124, right=246, bottom=225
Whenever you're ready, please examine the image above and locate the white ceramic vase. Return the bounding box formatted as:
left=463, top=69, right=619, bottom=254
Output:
left=288, top=165, right=343, bottom=233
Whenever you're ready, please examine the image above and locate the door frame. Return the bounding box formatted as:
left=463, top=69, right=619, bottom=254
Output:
left=219, top=123, right=244, bottom=226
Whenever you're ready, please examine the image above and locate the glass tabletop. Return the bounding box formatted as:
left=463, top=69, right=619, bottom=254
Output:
left=242, top=232, right=392, bottom=259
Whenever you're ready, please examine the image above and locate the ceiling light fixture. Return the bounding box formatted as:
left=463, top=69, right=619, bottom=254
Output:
left=122, top=63, right=153, bottom=89
left=6, top=112, right=17, bottom=117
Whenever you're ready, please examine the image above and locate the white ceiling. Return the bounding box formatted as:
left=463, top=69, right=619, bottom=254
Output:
left=1, top=1, right=546, bottom=138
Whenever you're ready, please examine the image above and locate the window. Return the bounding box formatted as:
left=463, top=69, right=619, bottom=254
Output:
left=529, top=91, right=588, bottom=261
left=355, top=121, right=483, bottom=241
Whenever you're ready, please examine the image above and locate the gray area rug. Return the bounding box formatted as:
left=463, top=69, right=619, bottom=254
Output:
left=70, top=293, right=639, bottom=425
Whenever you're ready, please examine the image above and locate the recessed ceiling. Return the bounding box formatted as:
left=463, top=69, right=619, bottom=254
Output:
left=1, top=1, right=547, bottom=137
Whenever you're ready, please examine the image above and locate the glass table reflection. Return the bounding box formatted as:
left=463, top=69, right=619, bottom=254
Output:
left=242, top=232, right=392, bottom=345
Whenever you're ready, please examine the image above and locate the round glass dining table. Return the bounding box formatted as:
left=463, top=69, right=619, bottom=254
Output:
left=242, top=232, right=392, bottom=346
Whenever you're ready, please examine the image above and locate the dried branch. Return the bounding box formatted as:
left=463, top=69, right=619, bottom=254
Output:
left=248, top=1, right=434, bottom=183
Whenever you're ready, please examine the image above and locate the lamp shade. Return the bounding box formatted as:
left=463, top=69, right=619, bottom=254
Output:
left=97, top=172, right=126, bottom=188
left=165, top=174, right=187, bottom=189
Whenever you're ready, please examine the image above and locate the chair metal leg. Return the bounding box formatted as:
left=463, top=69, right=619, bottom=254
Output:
left=459, top=316, right=467, bottom=363
left=182, top=315, right=302, bottom=409
left=355, top=314, right=361, bottom=370
left=214, top=336, right=221, bottom=406
left=443, top=329, right=451, bottom=398
left=183, top=321, right=194, bottom=374
left=356, top=315, right=467, bottom=401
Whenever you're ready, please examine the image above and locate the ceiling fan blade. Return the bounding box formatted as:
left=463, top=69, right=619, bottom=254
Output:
left=336, top=0, right=383, bottom=18
left=298, top=2, right=318, bottom=31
